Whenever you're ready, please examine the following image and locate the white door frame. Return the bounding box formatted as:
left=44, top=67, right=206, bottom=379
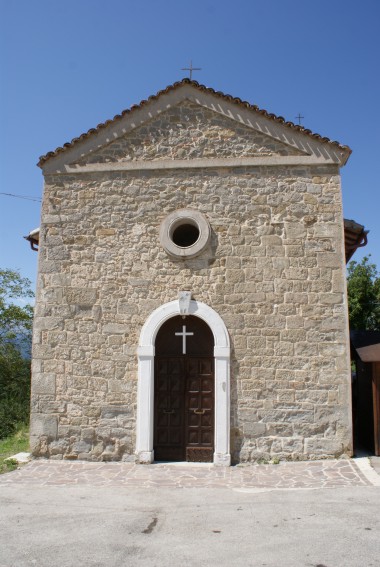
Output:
left=136, top=300, right=231, bottom=466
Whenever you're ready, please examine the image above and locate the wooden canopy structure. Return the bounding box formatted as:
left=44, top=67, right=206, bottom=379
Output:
left=351, top=331, right=380, bottom=456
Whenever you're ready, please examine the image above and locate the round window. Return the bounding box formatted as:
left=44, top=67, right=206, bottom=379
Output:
left=171, top=220, right=200, bottom=248
left=160, top=209, right=211, bottom=259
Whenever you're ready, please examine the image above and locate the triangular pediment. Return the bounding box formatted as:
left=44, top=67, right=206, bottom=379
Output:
left=39, top=81, right=351, bottom=173
left=70, top=101, right=306, bottom=166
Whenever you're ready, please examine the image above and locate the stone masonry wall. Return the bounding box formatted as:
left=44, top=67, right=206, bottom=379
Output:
left=31, top=157, right=352, bottom=463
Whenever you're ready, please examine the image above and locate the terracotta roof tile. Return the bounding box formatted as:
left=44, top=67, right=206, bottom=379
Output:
left=38, top=79, right=351, bottom=168
left=344, top=218, right=369, bottom=263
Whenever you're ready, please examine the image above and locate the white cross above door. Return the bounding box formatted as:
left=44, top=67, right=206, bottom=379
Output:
left=175, top=325, right=194, bottom=354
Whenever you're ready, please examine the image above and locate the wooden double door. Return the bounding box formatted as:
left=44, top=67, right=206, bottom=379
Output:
left=154, top=315, right=214, bottom=462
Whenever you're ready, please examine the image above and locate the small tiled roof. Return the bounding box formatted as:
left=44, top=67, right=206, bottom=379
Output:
left=344, top=219, right=369, bottom=263
left=351, top=330, right=380, bottom=350
left=351, top=330, right=380, bottom=362
left=37, top=79, right=351, bottom=168
left=24, top=227, right=39, bottom=251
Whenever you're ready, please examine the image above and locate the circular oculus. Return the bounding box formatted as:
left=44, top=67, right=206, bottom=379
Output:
left=159, top=209, right=211, bottom=259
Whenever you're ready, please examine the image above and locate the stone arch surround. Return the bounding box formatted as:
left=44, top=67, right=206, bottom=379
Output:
left=136, top=300, right=231, bottom=466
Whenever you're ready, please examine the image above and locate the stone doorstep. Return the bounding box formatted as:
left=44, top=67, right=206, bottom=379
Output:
left=5, top=452, right=31, bottom=464
left=369, top=456, right=380, bottom=475
left=353, top=457, right=380, bottom=486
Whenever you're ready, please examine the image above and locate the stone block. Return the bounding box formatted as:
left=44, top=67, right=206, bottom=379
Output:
left=321, top=317, right=346, bottom=331
left=83, top=406, right=101, bottom=418
left=267, top=245, right=285, bottom=258
left=256, top=437, right=273, bottom=452
left=319, top=343, right=346, bottom=356
left=65, top=287, right=97, bottom=306
left=304, top=437, right=345, bottom=457
left=285, top=316, right=304, bottom=329
left=281, top=437, right=304, bottom=453
left=72, top=440, right=92, bottom=454
left=96, top=228, right=116, bottom=236
left=108, top=380, right=130, bottom=393
left=284, top=222, right=306, bottom=239
left=33, top=317, right=63, bottom=331
left=296, top=389, right=329, bottom=404
left=117, top=300, right=138, bottom=314
left=39, top=401, right=66, bottom=414
left=313, top=224, right=340, bottom=238
left=101, top=406, right=132, bottom=419
left=103, top=323, right=127, bottom=334
left=319, top=293, right=343, bottom=305
left=283, top=268, right=308, bottom=280
left=225, top=269, right=245, bottom=284
left=49, top=439, right=69, bottom=455
left=32, top=373, right=56, bottom=395
left=243, top=422, right=267, bottom=436
left=261, top=235, right=282, bottom=245
left=285, top=292, right=309, bottom=305
left=225, top=257, right=241, bottom=268
left=317, top=253, right=340, bottom=268
left=30, top=414, right=58, bottom=439
left=71, top=363, right=91, bottom=377
left=274, top=342, right=294, bottom=356
left=91, top=360, right=115, bottom=376
left=294, top=343, right=318, bottom=357
left=265, top=422, right=293, bottom=436
left=286, top=245, right=304, bottom=257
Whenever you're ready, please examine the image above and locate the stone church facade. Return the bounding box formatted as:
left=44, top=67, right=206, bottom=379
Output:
left=31, top=80, right=354, bottom=465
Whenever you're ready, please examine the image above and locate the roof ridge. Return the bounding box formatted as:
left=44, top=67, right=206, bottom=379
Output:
left=37, top=78, right=351, bottom=168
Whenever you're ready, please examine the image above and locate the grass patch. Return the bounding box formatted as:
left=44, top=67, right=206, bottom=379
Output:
left=0, top=425, right=29, bottom=474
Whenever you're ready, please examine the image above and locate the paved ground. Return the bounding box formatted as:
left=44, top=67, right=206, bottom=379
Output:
left=0, top=458, right=379, bottom=567
left=0, top=457, right=378, bottom=490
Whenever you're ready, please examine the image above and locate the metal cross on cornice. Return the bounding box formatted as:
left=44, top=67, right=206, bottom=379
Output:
left=295, top=113, right=304, bottom=126
left=181, top=60, right=201, bottom=80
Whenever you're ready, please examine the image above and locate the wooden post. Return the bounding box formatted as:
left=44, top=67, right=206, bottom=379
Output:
left=373, top=362, right=380, bottom=456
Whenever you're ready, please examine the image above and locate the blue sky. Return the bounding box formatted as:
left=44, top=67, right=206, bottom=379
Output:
left=1, top=0, right=379, bottom=293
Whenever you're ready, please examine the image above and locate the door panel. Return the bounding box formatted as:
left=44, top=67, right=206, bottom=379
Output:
left=185, top=358, right=214, bottom=462
left=154, top=315, right=214, bottom=463
left=154, top=357, right=185, bottom=461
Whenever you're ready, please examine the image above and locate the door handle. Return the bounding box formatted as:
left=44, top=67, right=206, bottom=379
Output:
left=163, top=409, right=175, bottom=414
left=193, top=409, right=205, bottom=415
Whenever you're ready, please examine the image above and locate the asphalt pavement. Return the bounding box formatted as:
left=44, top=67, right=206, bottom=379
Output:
left=0, top=458, right=379, bottom=567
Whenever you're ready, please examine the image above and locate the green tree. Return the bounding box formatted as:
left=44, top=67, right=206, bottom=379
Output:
left=0, top=269, right=34, bottom=438
left=347, top=256, right=380, bottom=331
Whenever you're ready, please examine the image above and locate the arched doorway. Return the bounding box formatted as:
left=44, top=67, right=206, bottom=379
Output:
left=154, top=315, right=214, bottom=462
left=136, top=300, right=231, bottom=466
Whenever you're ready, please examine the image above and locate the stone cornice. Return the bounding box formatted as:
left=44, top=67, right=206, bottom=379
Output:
left=51, top=155, right=339, bottom=175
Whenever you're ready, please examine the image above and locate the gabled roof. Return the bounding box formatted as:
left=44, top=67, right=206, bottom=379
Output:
left=38, top=79, right=351, bottom=169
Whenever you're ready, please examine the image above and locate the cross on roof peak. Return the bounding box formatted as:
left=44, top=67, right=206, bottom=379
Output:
left=181, top=60, right=201, bottom=80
